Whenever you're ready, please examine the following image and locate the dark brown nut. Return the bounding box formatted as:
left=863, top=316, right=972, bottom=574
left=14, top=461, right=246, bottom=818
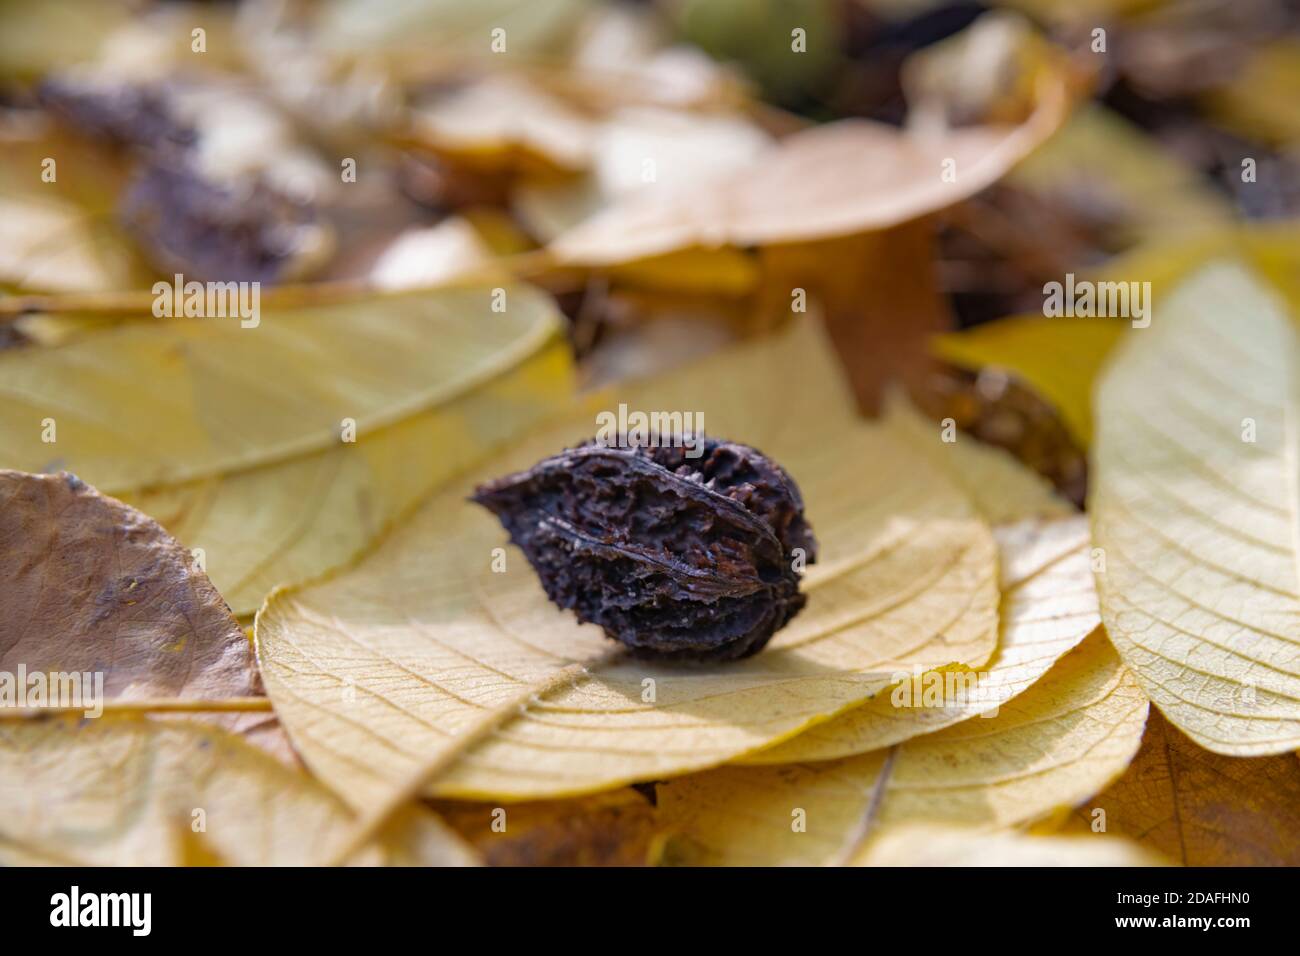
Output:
left=471, top=437, right=816, bottom=662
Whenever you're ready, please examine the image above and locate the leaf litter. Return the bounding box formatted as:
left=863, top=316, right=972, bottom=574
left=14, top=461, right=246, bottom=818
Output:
left=2, top=0, right=1299, bottom=867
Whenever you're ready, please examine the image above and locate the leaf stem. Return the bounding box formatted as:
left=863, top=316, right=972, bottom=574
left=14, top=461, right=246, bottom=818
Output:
left=0, top=697, right=274, bottom=718
left=830, top=743, right=899, bottom=866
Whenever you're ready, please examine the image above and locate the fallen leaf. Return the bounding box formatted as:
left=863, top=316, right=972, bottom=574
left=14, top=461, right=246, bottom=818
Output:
left=742, top=514, right=1098, bottom=763
left=929, top=223, right=1300, bottom=454
left=1091, top=260, right=1300, bottom=754
left=550, top=71, right=1066, bottom=266
left=409, top=75, right=597, bottom=174
left=0, top=715, right=478, bottom=866
left=883, top=392, right=1073, bottom=522
left=933, top=314, right=1125, bottom=447
left=853, top=823, right=1165, bottom=866
left=654, top=631, right=1148, bottom=865
left=1, top=284, right=572, bottom=615
left=431, top=789, right=665, bottom=866
left=0, top=284, right=557, bottom=490
left=0, top=123, right=151, bottom=293
left=256, top=314, right=999, bottom=806
left=0, top=0, right=131, bottom=83
left=0, top=470, right=255, bottom=707
left=1060, top=711, right=1300, bottom=865
left=757, top=221, right=954, bottom=413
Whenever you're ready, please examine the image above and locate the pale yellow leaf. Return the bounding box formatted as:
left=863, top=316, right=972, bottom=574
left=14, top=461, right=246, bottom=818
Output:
left=256, top=315, right=1000, bottom=805
left=550, top=73, right=1066, bottom=265
left=853, top=824, right=1165, bottom=866
left=655, top=631, right=1148, bottom=866
left=0, top=0, right=131, bottom=83
left=411, top=75, right=597, bottom=172
left=1091, top=260, right=1300, bottom=754
left=0, top=715, right=478, bottom=866
left=742, top=515, right=1098, bottom=763
left=883, top=393, right=1072, bottom=522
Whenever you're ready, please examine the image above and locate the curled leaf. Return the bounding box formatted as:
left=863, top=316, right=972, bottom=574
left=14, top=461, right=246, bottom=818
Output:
left=550, top=73, right=1066, bottom=266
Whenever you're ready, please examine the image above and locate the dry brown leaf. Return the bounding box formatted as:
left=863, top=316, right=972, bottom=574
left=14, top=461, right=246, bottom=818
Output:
left=1060, top=711, right=1300, bottom=866
left=756, top=222, right=954, bottom=413
left=431, top=789, right=665, bottom=866
left=0, top=470, right=255, bottom=707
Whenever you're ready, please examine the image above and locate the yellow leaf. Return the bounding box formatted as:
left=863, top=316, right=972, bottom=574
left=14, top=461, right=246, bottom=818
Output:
left=1091, top=260, right=1300, bottom=754
left=655, top=631, right=1148, bottom=865
left=1, top=284, right=572, bottom=615
left=930, top=224, right=1300, bottom=452
left=883, top=393, right=1072, bottom=521
left=1101, top=223, right=1300, bottom=311
left=742, top=515, right=1098, bottom=763
left=852, top=824, right=1165, bottom=866
left=1203, top=39, right=1300, bottom=146
left=0, top=126, right=151, bottom=293
left=255, top=315, right=1000, bottom=806
left=0, top=715, right=478, bottom=866
left=0, top=0, right=132, bottom=83
left=933, top=315, right=1125, bottom=446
